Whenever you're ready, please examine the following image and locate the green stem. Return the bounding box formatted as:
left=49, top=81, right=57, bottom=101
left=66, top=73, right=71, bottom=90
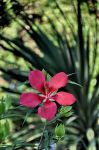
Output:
left=37, top=121, right=47, bottom=150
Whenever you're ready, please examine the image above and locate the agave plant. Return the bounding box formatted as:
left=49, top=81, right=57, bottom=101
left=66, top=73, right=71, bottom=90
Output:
left=0, top=0, right=99, bottom=149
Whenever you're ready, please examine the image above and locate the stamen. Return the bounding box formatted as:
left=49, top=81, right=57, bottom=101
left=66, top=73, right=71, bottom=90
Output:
left=49, top=98, right=55, bottom=102
left=50, top=91, right=57, bottom=97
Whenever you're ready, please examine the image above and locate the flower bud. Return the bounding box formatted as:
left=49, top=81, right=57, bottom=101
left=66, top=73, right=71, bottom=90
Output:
left=59, top=106, right=73, bottom=117
left=55, top=124, right=65, bottom=138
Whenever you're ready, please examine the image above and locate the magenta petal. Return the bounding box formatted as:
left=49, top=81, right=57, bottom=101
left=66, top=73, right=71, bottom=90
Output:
left=38, top=101, right=57, bottom=121
left=48, top=72, right=68, bottom=92
left=20, top=93, right=41, bottom=108
left=29, top=70, right=45, bottom=93
left=54, top=92, right=76, bottom=106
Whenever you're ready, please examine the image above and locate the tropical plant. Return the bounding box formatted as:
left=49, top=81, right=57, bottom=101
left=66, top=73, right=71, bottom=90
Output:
left=0, top=0, right=99, bottom=149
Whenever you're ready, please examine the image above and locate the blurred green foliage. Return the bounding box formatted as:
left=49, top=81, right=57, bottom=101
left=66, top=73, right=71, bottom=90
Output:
left=0, top=96, right=12, bottom=144
left=0, top=0, right=99, bottom=149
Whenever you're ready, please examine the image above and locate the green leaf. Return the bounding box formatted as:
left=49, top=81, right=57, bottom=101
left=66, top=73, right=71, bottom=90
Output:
left=18, top=80, right=29, bottom=87
left=0, top=101, right=5, bottom=114
left=22, top=108, right=34, bottom=126
left=5, top=95, right=12, bottom=111
left=68, top=80, right=82, bottom=87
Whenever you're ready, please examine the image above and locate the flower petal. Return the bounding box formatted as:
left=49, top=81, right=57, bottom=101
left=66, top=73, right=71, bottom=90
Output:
left=38, top=101, right=57, bottom=120
left=20, top=92, right=41, bottom=108
left=48, top=72, right=68, bottom=92
left=54, top=92, right=76, bottom=106
left=29, top=70, right=45, bottom=93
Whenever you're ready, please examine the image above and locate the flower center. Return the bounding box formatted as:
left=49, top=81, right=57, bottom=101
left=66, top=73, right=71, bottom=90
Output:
left=43, top=93, right=53, bottom=102
left=40, top=91, right=57, bottom=103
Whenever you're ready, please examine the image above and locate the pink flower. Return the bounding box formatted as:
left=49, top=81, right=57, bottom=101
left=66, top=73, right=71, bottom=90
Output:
left=20, top=70, right=76, bottom=121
